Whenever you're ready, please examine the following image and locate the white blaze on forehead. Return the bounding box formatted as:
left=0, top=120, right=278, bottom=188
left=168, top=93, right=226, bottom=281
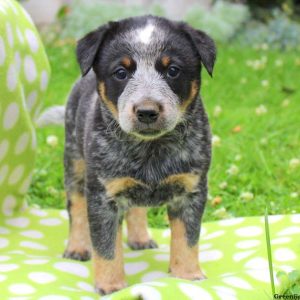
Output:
left=137, top=23, right=155, bottom=44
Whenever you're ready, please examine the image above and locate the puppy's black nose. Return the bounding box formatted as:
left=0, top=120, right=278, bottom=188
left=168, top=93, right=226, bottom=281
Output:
left=136, top=109, right=159, bottom=124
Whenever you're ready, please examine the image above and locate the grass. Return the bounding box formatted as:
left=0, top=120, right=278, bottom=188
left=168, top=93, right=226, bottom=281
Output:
left=265, top=206, right=275, bottom=295
left=28, top=42, right=300, bottom=227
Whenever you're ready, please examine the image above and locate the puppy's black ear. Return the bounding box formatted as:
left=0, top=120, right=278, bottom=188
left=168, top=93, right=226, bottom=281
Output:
left=76, top=22, right=115, bottom=76
left=181, top=24, right=216, bottom=77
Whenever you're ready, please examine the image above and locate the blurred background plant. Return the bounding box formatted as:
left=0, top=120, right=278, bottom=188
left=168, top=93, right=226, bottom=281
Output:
left=185, top=1, right=250, bottom=42
left=235, top=9, right=300, bottom=50
left=58, top=0, right=164, bottom=40
left=31, top=0, right=300, bottom=49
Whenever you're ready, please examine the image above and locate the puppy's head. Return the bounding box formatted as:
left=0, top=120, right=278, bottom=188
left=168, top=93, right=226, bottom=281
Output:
left=77, top=16, right=216, bottom=140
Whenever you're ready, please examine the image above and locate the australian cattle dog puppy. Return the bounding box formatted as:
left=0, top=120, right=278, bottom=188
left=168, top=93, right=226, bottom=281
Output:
left=63, top=15, right=216, bottom=295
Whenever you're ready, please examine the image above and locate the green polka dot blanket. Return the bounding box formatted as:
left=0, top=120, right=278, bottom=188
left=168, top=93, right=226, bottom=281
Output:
left=1, top=1, right=300, bottom=299
left=1, top=211, right=300, bottom=299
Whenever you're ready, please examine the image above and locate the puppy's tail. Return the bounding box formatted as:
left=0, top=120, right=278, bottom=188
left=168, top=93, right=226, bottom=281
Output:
left=36, top=105, right=65, bottom=128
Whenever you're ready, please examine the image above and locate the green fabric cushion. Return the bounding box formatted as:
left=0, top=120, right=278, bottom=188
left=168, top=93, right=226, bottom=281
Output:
left=1, top=210, right=300, bottom=299
left=0, top=0, right=50, bottom=214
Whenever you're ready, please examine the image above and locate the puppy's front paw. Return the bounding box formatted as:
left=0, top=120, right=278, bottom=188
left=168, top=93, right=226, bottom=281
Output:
left=170, top=268, right=207, bottom=281
left=63, top=249, right=91, bottom=261
left=95, top=281, right=127, bottom=295
left=128, top=239, right=158, bottom=250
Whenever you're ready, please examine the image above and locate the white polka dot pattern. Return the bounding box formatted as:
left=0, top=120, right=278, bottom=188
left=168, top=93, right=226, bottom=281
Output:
left=28, top=272, right=56, bottom=284
left=3, top=102, right=20, bottom=129
left=2, top=195, right=16, bottom=216
left=24, top=55, right=37, bottom=82
left=9, top=283, right=36, bottom=295
left=0, top=36, right=6, bottom=65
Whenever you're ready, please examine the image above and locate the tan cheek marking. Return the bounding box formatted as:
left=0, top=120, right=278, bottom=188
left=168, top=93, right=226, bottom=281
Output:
left=162, top=55, right=171, bottom=67
left=66, top=193, right=91, bottom=253
left=104, top=177, right=146, bottom=197
left=121, top=56, right=131, bottom=68
left=73, top=159, right=85, bottom=177
left=98, top=81, right=118, bottom=119
left=162, top=173, right=199, bottom=193
left=169, top=218, right=205, bottom=280
left=126, top=207, right=150, bottom=244
left=180, top=80, right=199, bottom=112
left=93, top=227, right=126, bottom=293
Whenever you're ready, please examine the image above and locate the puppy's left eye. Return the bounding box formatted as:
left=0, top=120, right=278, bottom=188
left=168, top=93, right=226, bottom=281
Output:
left=167, top=66, right=180, bottom=78
left=114, top=68, right=128, bottom=80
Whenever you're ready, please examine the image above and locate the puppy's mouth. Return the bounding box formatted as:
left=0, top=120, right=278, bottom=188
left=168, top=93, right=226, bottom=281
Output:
left=132, top=128, right=165, bottom=140
left=138, top=129, right=161, bottom=136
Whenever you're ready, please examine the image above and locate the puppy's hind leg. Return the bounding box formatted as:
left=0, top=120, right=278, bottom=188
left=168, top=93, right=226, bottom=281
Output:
left=63, top=159, right=91, bottom=261
left=126, top=207, right=158, bottom=250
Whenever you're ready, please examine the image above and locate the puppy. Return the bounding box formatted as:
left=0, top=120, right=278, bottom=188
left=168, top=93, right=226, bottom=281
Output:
left=63, top=15, right=216, bottom=295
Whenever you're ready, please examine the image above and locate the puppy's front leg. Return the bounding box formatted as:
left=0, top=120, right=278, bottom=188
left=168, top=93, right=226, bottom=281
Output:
left=86, top=183, right=126, bottom=295
left=167, top=185, right=207, bottom=280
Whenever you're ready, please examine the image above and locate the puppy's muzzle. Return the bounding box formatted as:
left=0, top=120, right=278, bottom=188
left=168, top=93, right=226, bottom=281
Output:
left=134, top=101, right=162, bottom=125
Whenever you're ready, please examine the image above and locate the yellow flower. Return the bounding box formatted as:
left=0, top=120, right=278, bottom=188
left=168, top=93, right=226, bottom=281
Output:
left=256, top=104, right=268, bottom=116
left=261, top=56, right=268, bottom=63
left=212, top=196, right=222, bottom=206
left=246, top=59, right=266, bottom=70
left=213, top=105, right=222, bottom=117
left=212, top=207, right=229, bottom=219
left=261, top=43, right=269, bottom=51
left=240, top=77, right=247, bottom=84
left=281, top=99, right=290, bottom=107
left=275, top=59, right=283, bottom=67
left=261, top=80, right=269, bottom=87
left=219, top=181, right=228, bottom=190
left=232, top=125, right=242, bottom=133
left=212, top=135, right=221, bottom=147
left=290, top=192, right=299, bottom=199
left=234, top=154, right=242, bottom=161
left=289, top=158, right=300, bottom=169
left=240, top=192, right=254, bottom=201
left=260, top=137, right=268, bottom=145
left=226, top=164, right=239, bottom=175
left=46, top=135, right=58, bottom=147
left=228, top=58, right=235, bottom=65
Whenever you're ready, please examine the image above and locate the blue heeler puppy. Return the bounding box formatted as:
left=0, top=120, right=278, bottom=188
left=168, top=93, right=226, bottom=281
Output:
left=62, top=15, right=216, bottom=295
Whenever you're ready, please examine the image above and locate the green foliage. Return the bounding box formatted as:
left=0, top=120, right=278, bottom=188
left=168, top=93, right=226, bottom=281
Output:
left=236, top=9, right=300, bottom=50
left=59, top=0, right=164, bottom=39
left=31, top=43, right=300, bottom=227
left=277, top=270, right=300, bottom=295
left=57, top=0, right=250, bottom=44
left=185, top=1, right=250, bottom=42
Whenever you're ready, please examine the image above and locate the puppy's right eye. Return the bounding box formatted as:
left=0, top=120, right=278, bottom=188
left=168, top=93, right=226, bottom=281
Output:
left=114, top=68, right=128, bottom=80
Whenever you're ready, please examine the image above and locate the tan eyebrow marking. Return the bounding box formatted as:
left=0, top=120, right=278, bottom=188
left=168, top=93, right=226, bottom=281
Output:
left=161, top=55, right=171, bottom=67
left=121, top=56, right=132, bottom=68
